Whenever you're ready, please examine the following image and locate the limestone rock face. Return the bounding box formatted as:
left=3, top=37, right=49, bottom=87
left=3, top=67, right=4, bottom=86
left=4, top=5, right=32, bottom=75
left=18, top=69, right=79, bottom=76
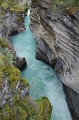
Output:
left=30, top=0, right=79, bottom=119
left=36, top=37, right=57, bottom=67
left=30, top=0, right=79, bottom=94
left=63, top=84, right=79, bottom=120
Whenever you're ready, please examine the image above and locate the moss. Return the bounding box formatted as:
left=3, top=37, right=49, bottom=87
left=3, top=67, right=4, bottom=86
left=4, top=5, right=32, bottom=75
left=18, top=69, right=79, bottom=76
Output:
left=0, top=0, right=28, bottom=15
left=1, top=3, right=8, bottom=9
left=20, top=78, right=28, bottom=87
left=15, top=17, right=22, bottom=22
left=36, top=97, right=52, bottom=120
left=0, top=104, right=11, bottom=120
left=0, top=38, right=7, bottom=48
left=0, top=104, right=26, bottom=120
left=67, top=6, right=79, bottom=14
left=9, top=106, right=26, bottom=120
left=56, top=68, right=61, bottom=74
left=6, top=65, right=21, bottom=89
left=0, top=55, right=6, bottom=88
left=10, top=4, right=28, bottom=14
left=0, top=55, right=21, bottom=89
left=19, top=96, right=37, bottom=116
left=11, top=95, right=37, bottom=119
left=0, top=78, right=3, bottom=88
left=15, top=96, right=52, bottom=120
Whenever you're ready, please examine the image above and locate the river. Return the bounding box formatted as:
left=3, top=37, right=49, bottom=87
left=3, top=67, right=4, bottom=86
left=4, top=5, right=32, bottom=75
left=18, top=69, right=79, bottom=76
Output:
left=11, top=10, right=72, bottom=120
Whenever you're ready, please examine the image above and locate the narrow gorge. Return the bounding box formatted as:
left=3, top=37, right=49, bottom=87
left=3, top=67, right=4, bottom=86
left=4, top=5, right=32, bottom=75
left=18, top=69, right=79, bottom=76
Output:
left=0, top=0, right=79, bottom=120
left=11, top=9, right=72, bottom=120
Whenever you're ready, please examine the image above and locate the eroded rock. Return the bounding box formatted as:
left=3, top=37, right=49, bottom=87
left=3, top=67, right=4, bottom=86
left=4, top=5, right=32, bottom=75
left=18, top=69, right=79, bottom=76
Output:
left=36, top=37, right=57, bottom=67
left=15, top=57, right=27, bottom=71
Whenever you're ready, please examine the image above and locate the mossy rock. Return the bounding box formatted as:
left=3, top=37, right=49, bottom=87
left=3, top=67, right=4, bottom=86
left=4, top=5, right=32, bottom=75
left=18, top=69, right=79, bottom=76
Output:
left=0, top=104, right=26, bottom=120
left=0, top=38, right=7, bottom=48
left=56, top=68, right=61, bottom=74
left=1, top=3, right=8, bottom=9
left=67, top=6, right=79, bottom=14
left=36, top=97, right=52, bottom=120
left=0, top=55, right=20, bottom=89
left=10, top=5, right=28, bottom=14
left=20, top=78, right=28, bottom=87
left=7, top=65, right=21, bottom=89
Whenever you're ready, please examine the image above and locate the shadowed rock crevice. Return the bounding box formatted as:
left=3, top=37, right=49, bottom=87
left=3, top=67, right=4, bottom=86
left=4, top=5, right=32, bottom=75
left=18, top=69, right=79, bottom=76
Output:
left=36, top=37, right=57, bottom=67
left=15, top=57, right=27, bottom=71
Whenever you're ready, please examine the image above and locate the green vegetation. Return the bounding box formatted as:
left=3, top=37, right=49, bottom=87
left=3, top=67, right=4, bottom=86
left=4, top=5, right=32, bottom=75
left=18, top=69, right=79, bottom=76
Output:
left=0, top=38, right=20, bottom=89
left=0, top=55, right=21, bottom=89
left=0, top=37, right=15, bottom=65
left=10, top=3, right=28, bottom=14
left=52, top=0, right=79, bottom=13
left=36, top=97, right=52, bottom=120
left=0, top=38, right=7, bottom=48
left=0, top=47, right=15, bottom=64
left=20, top=78, right=28, bottom=87
left=0, top=95, right=52, bottom=120
left=0, top=0, right=29, bottom=15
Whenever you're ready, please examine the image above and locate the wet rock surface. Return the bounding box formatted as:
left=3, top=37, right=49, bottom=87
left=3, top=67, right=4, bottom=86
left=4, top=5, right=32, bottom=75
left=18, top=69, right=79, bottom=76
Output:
left=15, top=57, right=27, bottom=71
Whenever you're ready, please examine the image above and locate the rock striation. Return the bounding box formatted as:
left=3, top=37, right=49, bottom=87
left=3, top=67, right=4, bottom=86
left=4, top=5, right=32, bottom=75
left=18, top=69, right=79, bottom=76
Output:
left=30, top=0, right=79, bottom=95
left=36, top=37, right=57, bottom=67
left=15, top=57, right=27, bottom=71
left=30, top=0, right=79, bottom=119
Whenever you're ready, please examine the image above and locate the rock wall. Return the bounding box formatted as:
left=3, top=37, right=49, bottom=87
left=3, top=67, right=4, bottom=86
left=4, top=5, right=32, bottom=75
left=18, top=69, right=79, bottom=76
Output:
left=63, top=84, right=79, bottom=120
left=1, top=10, right=27, bottom=70
left=0, top=7, right=28, bottom=108
left=30, top=0, right=79, bottom=119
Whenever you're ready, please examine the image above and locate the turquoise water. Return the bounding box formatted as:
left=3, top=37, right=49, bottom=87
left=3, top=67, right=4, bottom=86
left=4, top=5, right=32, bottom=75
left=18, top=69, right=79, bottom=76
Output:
left=11, top=10, right=72, bottom=120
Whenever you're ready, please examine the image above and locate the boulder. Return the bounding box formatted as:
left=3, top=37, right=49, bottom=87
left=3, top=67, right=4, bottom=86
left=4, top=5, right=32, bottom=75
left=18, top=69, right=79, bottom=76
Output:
left=15, top=57, right=27, bottom=71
